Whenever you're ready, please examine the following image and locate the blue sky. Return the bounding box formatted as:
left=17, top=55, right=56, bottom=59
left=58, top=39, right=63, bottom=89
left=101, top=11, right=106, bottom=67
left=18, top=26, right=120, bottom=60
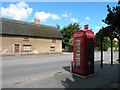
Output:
left=1, top=2, right=118, bottom=34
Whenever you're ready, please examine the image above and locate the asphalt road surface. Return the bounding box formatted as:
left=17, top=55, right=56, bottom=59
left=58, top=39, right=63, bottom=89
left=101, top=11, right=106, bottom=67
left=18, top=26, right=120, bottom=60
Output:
left=2, top=52, right=119, bottom=88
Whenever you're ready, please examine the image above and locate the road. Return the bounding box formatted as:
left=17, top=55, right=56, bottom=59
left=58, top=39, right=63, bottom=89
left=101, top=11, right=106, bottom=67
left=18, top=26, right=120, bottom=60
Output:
left=2, top=52, right=119, bottom=88
left=2, top=54, right=72, bottom=87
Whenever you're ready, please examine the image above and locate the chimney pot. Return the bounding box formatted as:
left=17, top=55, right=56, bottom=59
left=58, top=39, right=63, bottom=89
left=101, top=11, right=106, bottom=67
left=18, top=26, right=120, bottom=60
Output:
left=34, top=18, right=40, bottom=24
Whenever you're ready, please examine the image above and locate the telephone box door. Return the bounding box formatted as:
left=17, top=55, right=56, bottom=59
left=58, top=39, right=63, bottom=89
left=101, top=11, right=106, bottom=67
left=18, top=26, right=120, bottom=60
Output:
left=73, top=37, right=83, bottom=74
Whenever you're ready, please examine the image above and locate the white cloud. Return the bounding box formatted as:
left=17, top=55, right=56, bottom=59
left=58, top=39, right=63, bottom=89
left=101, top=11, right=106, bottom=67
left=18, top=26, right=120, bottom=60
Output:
left=34, top=11, right=51, bottom=22
left=34, top=11, right=61, bottom=22
left=51, top=14, right=61, bottom=20
left=81, top=22, right=84, bottom=25
left=32, top=19, right=34, bottom=22
left=17, top=2, right=28, bottom=8
left=70, top=18, right=78, bottom=22
left=85, top=16, right=90, bottom=20
left=62, top=13, right=68, bottom=17
left=95, top=26, right=100, bottom=29
left=1, top=2, right=33, bottom=20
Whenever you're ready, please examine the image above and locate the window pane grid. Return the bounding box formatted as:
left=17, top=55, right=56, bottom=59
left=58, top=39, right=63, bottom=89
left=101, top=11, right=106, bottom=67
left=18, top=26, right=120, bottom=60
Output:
left=23, top=45, right=31, bottom=51
left=75, top=38, right=81, bottom=67
left=50, top=47, right=55, bottom=51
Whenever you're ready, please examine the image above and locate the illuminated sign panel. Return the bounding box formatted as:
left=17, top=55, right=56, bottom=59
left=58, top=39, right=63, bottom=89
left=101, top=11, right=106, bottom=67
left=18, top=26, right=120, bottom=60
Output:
left=86, top=33, right=93, bottom=35
left=75, top=33, right=83, bottom=36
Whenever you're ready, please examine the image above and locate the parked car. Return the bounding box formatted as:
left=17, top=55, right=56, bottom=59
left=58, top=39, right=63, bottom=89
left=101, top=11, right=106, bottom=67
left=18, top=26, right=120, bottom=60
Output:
left=62, top=48, right=66, bottom=52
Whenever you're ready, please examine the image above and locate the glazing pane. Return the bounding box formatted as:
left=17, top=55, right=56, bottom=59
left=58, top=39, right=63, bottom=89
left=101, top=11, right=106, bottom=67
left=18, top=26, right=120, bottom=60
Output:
left=76, top=58, right=80, bottom=60
left=76, top=50, right=80, bottom=53
left=76, top=46, right=80, bottom=49
left=76, top=54, right=80, bottom=57
left=76, top=62, right=80, bottom=66
left=76, top=43, right=80, bottom=45
left=76, top=39, right=80, bottom=42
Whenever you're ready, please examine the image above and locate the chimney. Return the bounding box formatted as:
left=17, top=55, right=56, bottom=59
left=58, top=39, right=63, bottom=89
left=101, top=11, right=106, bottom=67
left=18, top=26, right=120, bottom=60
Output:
left=34, top=18, right=40, bottom=24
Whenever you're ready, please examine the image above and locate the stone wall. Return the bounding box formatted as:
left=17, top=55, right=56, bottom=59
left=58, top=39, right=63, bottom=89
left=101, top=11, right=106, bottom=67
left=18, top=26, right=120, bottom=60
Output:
left=1, top=36, right=62, bottom=55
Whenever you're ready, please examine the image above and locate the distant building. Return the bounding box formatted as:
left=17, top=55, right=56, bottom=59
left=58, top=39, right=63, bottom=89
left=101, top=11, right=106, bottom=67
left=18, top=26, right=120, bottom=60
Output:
left=108, top=37, right=118, bottom=41
left=113, top=38, right=118, bottom=41
left=0, top=18, right=63, bottom=55
left=107, top=37, right=119, bottom=52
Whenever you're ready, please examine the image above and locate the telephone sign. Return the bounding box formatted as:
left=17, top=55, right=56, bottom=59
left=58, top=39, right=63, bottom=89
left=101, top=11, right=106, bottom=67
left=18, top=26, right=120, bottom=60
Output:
left=73, top=30, right=94, bottom=76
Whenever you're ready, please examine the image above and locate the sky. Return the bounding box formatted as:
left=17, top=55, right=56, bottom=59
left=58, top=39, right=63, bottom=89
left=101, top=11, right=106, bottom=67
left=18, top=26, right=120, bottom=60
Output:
left=1, top=2, right=118, bottom=34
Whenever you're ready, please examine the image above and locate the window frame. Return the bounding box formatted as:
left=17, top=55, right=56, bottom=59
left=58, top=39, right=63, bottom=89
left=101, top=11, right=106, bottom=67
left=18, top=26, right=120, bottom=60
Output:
left=50, top=46, right=55, bottom=51
left=23, top=37, right=29, bottom=41
left=23, top=45, right=31, bottom=52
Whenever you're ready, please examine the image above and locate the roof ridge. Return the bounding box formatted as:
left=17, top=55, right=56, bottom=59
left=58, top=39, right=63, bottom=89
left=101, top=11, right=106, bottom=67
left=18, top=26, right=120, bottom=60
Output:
left=0, top=17, right=57, bottom=30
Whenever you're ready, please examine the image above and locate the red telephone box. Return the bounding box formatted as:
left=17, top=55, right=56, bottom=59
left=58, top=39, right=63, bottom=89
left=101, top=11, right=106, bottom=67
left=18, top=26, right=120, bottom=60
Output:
left=73, top=30, right=94, bottom=76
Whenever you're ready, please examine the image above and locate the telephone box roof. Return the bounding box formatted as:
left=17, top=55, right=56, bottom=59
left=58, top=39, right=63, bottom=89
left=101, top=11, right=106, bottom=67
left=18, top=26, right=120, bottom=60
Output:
left=74, top=29, right=94, bottom=34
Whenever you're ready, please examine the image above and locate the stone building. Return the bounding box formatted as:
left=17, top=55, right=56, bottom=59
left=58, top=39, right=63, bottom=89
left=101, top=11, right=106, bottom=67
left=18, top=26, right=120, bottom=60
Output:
left=0, top=18, right=63, bottom=55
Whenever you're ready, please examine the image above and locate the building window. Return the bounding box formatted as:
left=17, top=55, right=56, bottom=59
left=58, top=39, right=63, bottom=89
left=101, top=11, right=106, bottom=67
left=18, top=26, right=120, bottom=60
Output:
left=52, top=39, right=56, bottom=43
left=23, top=37, right=29, bottom=41
left=50, top=46, right=55, bottom=51
left=23, top=45, right=31, bottom=51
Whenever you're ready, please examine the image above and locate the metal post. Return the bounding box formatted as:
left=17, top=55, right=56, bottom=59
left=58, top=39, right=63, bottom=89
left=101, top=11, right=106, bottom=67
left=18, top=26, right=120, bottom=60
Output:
left=119, top=37, right=120, bottom=63
left=111, top=39, right=113, bottom=65
left=101, top=39, right=103, bottom=68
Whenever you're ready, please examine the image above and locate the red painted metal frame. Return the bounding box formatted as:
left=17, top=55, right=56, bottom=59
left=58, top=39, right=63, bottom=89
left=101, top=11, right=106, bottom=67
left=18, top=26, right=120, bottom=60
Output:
left=73, top=30, right=94, bottom=75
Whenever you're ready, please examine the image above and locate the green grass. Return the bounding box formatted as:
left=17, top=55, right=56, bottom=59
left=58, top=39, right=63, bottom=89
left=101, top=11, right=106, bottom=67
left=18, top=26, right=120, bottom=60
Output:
left=54, top=72, right=62, bottom=76
left=54, top=73, right=59, bottom=76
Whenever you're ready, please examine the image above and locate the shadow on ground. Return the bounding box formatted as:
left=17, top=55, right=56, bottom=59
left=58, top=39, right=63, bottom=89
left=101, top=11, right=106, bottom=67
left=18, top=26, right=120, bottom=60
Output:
left=61, top=61, right=120, bottom=89
left=63, top=66, right=70, bottom=72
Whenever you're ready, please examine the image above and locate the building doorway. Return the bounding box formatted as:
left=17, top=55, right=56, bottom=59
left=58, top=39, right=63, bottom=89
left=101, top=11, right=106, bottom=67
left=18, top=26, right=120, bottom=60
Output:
left=14, top=44, right=20, bottom=53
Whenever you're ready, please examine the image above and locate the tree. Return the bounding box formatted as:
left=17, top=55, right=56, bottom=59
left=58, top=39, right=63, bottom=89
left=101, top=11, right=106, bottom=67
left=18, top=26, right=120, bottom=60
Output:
left=56, top=24, right=60, bottom=31
left=59, top=23, right=80, bottom=52
left=94, top=33, right=110, bottom=51
left=103, top=37, right=111, bottom=51
left=69, top=38, right=73, bottom=52
left=103, top=5, right=120, bottom=28
left=102, top=4, right=120, bottom=37
left=94, top=3, right=120, bottom=51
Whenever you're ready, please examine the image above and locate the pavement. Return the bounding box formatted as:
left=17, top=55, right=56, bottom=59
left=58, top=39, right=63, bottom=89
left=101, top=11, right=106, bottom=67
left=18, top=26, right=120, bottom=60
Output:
left=2, top=52, right=120, bottom=89
left=9, top=61, right=120, bottom=89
